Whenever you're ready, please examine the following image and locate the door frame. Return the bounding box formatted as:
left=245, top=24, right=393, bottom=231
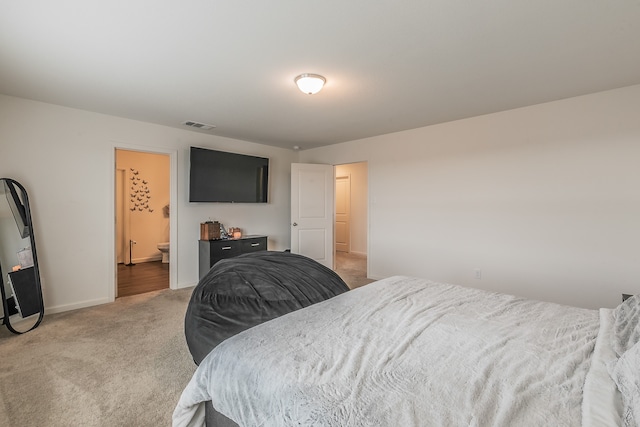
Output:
left=115, top=167, right=131, bottom=265
left=109, top=143, right=178, bottom=302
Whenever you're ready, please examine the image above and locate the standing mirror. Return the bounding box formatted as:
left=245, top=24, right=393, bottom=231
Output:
left=0, top=178, right=44, bottom=334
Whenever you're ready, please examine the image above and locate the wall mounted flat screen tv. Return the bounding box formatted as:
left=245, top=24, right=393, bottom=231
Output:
left=189, top=147, right=269, bottom=203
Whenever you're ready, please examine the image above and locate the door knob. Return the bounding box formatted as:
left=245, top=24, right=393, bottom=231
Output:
left=292, top=222, right=298, bottom=226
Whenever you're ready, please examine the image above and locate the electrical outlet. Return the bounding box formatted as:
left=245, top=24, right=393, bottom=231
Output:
left=475, top=269, right=482, bottom=280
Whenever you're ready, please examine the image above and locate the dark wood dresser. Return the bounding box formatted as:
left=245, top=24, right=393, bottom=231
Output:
left=198, top=235, right=267, bottom=279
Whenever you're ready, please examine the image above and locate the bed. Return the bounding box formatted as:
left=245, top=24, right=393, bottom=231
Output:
left=175, top=267, right=639, bottom=426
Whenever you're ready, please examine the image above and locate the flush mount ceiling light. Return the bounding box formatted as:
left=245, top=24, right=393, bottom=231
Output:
left=294, top=73, right=326, bottom=95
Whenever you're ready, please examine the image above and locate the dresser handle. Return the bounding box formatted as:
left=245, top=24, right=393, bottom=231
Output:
left=251, top=243, right=260, bottom=247
left=222, top=246, right=232, bottom=250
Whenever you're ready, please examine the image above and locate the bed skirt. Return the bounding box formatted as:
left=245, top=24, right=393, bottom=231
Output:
left=205, top=402, right=238, bottom=427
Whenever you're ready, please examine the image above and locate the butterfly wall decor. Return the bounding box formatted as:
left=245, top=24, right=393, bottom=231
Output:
left=128, top=168, right=153, bottom=212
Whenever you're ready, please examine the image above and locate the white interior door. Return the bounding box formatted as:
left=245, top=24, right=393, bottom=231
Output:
left=115, top=168, right=125, bottom=264
left=291, top=163, right=334, bottom=269
left=335, top=174, right=350, bottom=253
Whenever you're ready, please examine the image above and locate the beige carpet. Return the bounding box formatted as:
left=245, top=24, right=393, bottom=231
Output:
left=0, top=287, right=196, bottom=426
left=335, top=252, right=374, bottom=289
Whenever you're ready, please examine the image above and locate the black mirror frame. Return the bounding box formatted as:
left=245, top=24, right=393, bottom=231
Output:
left=0, top=178, right=44, bottom=334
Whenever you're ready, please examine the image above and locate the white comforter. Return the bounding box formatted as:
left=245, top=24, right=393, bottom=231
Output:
left=174, top=276, right=619, bottom=426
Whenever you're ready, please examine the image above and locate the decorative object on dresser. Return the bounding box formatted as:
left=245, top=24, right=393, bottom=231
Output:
left=200, top=220, right=221, bottom=240
left=227, top=227, right=242, bottom=239
left=198, top=235, right=267, bottom=279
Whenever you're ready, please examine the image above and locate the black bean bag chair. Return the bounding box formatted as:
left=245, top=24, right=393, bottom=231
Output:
left=185, top=251, right=350, bottom=365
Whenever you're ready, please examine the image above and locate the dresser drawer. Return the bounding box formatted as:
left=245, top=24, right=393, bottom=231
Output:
left=209, top=240, right=242, bottom=259
left=199, top=235, right=268, bottom=279
left=241, top=237, right=267, bottom=253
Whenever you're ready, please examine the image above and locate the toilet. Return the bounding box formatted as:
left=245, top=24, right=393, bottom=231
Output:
left=157, top=242, right=170, bottom=263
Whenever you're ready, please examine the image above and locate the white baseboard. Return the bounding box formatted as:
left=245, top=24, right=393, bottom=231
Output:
left=349, top=250, right=367, bottom=257
left=45, top=296, right=112, bottom=315
left=132, top=255, right=162, bottom=263
left=44, top=283, right=194, bottom=314
left=336, top=250, right=367, bottom=257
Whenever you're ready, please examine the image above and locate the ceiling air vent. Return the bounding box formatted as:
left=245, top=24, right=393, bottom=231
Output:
left=182, top=121, right=216, bottom=130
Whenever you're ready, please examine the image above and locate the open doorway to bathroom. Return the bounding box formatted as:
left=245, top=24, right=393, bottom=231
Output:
left=115, top=149, right=170, bottom=297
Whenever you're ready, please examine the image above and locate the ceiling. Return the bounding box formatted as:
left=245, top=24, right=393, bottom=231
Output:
left=1, top=1, right=639, bottom=151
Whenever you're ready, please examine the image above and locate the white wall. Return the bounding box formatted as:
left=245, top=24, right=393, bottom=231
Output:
left=3, top=84, right=638, bottom=312
left=301, top=84, right=640, bottom=309
left=0, top=94, right=296, bottom=313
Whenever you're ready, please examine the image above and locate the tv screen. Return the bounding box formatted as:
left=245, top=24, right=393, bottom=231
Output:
left=3, top=180, right=29, bottom=239
left=189, top=147, right=269, bottom=203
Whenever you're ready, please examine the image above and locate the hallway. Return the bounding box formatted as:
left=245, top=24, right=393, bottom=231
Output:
left=335, top=252, right=374, bottom=289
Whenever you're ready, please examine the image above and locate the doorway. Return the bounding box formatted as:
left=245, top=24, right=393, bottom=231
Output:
left=334, top=162, right=372, bottom=289
left=289, top=161, right=372, bottom=289
left=115, top=149, right=170, bottom=298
